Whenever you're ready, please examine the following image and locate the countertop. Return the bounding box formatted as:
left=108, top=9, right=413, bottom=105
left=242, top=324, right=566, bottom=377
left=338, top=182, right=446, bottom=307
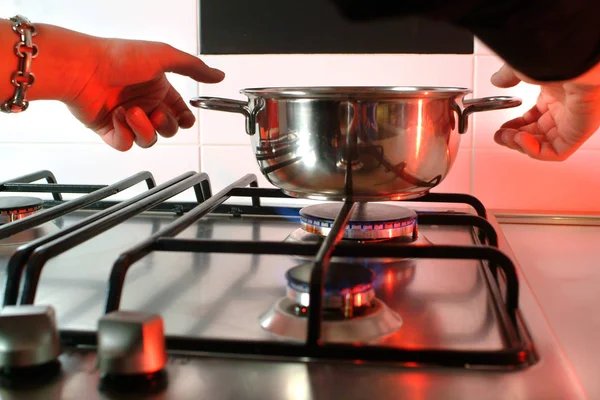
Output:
left=497, top=213, right=600, bottom=399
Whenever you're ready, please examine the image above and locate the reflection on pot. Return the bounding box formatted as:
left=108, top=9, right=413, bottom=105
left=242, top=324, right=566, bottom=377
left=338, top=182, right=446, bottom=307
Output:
left=190, top=87, right=522, bottom=201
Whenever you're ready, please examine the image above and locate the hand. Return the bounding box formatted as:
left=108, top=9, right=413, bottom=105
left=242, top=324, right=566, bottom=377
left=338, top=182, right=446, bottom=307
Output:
left=64, top=37, right=225, bottom=151
left=491, top=63, right=600, bottom=161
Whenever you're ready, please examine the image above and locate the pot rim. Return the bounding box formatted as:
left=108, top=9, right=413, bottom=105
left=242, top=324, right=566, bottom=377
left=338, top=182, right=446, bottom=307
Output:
left=240, top=86, right=472, bottom=100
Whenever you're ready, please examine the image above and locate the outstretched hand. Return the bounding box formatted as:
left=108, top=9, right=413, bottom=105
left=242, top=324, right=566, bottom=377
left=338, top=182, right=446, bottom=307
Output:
left=65, top=38, right=225, bottom=151
left=491, top=63, right=600, bottom=161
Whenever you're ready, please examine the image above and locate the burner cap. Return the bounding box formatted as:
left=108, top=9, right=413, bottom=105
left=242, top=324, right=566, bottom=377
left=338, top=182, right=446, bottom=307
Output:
left=286, top=263, right=374, bottom=293
left=0, top=196, right=43, bottom=212
left=285, top=263, right=375, bottom=312
left=300, top=203, right=417, bottom=240
left=0, top=196, right=43, bottom=224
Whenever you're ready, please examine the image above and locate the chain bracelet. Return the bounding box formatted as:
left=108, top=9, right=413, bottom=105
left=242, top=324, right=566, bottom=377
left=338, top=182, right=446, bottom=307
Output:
left=0, top=15, right=38, bottom=113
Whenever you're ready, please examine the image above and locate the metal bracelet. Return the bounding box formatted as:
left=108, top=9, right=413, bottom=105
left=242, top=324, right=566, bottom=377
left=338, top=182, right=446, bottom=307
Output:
left=1, top=15, right=38, bottom=113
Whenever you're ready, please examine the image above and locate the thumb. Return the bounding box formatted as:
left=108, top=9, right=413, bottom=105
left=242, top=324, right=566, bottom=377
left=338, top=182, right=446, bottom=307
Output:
left=491, top=64, right=521, bottom=88
left=157, top=43, right=225, bottom=83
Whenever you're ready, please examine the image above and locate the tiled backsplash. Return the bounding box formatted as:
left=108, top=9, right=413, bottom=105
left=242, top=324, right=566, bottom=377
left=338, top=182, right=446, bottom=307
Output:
left=198, top=0, right=473, bottom=55
left=1, top=1, right=600, bottom=212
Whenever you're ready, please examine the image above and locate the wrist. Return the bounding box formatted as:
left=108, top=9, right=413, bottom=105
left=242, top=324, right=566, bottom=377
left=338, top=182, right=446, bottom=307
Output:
left=1, top=18, right=107, bottom=106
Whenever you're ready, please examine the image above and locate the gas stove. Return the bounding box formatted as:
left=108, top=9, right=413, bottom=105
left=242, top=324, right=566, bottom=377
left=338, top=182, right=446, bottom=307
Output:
left=0, top=170, right=585, bottom=399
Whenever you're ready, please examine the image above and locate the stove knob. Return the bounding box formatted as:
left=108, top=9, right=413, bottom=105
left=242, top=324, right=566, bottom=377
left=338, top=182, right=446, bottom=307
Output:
left=0, top=305, right=61, bottom=388
left=97, top=311, right=168, bottom=394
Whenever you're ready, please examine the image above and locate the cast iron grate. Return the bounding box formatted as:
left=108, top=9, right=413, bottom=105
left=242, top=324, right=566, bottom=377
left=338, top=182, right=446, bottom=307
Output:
left=0, top=170, right=534, bottom=369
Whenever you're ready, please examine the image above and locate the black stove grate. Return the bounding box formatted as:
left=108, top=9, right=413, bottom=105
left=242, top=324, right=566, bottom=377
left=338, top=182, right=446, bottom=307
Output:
left=4, top=171, right=213, bottom=305
left=0, top=170, right=535, bottom=370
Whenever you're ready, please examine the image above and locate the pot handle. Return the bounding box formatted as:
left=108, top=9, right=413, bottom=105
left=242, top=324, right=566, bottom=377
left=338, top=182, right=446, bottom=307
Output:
left=459, top=96, right=522, bottom=133
left=189, top=96, right=260, bottom=135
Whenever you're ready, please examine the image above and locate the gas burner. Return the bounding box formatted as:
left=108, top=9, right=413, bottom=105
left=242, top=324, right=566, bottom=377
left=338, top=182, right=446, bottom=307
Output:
left=0, top=196, right=43, bottom=225
left=0, top=196, right=60, bottom=250
left=259, top=263, right=403, bottom=343
left=285, top=203, right=431, bottom=263
left=286, top=263, right=375, bottom=315
left=300, top=203, right=418, bottom=241
left=285, top=227, right=431, bottom=261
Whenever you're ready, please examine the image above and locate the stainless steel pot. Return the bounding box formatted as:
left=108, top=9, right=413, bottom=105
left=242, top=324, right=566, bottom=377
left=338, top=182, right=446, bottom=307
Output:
left=190, top=86, right=521, bottom=201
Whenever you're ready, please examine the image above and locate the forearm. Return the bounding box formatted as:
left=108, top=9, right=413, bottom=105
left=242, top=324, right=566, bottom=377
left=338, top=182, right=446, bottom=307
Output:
left=0, top=17, right=106, bottom=105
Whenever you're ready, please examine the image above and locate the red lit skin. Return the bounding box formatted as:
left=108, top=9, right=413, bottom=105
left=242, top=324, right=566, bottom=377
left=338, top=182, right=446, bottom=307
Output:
left=491, top=62, right=600, bottom=162
left=0, top=18, right=225, bottom=152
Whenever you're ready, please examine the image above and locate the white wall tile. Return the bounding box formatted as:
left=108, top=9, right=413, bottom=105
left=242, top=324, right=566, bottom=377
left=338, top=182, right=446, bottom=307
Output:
left=5, top=0, right=198, bottom=53
left=0, top=144, right=201, bottom=201
left=473, top=56, right=539, bottom=148
left=200, top=145, right=272, bottom=193
left=474, top=37, right=495, bottom=56
left=473, top=148, right=600, bottom=212
left=430, top=148, right=471, bottom=194
left=197, top=54, right=474, bottom=148
left=0, top=101, right=99, bottom=143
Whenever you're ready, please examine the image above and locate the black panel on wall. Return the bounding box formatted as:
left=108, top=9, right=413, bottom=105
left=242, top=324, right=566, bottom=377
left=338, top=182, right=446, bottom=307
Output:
left=199, top=0, right=473, bottom=55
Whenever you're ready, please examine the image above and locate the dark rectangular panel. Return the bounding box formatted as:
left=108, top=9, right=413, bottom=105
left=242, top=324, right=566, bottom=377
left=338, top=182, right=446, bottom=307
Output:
left=199, top=0, right=473, bottom=55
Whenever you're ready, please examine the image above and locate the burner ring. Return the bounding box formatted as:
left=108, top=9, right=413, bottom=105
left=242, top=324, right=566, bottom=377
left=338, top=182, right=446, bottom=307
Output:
left=300, top=203, right=417, bottom=240
left=285, top=263, right=375, bottom=311
left=259, top=297, right=403, bottom=343
left=286, top=286, right=376, bottom=310
left=284, top=227, right=432, bottom=264
left=0, top=196, right=43, bottom=224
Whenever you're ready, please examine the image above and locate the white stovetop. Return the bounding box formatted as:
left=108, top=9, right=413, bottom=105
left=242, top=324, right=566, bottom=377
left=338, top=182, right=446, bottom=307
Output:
left=499, top=215, right=600, bottom=399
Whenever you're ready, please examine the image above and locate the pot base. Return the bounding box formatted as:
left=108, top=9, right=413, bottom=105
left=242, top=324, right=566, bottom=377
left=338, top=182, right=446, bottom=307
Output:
left=281, top=189, right=431, bottom=202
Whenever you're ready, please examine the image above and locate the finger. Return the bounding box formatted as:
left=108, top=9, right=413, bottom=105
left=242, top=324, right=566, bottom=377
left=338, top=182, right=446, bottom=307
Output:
left=494, top=128, right=523, bottom=151
left=513, top=132, right=542, bottom=157
left=513, top=132, right=576, bottom=161
left=150, top=104, right=179, bottom=138
left=491, top=64, right=522, bottom=88
left=499, top=104, right=543, bottom=130
left=156, top=43, right=225, bottom=83
left=534, top=111, right=558, bottom=136
left=502, top=111, right=556, bottom=139
left=500, top=119, right=544, bottom=137
left=178, top=109, right=196, bottom=129
left=100, top=107, right=135, bottom=152
left=125, top=106, right=158, bottom=148
left=162, top=84, right=196, bottom=129
left=511, top=131, right=576, bottom=161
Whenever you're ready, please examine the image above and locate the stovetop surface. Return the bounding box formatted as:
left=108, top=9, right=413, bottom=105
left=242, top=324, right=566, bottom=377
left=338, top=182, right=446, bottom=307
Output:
left=1, top=210, right=503, bottom=351
left=0, top=170, right=587, bottom=399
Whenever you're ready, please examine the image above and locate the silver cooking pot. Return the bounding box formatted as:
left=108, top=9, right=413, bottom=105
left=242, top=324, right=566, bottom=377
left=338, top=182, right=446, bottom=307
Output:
left=190, top=86, right=521, bottom=201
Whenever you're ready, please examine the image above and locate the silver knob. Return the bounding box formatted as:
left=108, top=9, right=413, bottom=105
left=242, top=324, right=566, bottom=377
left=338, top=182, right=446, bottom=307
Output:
left=98, top=310, right=167, bottom=374
left=0, top=305, right=61, bottom=389
left=0, top=305, right=60, bottom=368
left=97, top=311, right=168, bottom=394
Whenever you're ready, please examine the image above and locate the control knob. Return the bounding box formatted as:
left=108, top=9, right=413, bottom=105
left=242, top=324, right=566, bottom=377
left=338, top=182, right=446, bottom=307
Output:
left=97, top=310, right=168, bottom=393
left=0, top=305, right=61, bottom=388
